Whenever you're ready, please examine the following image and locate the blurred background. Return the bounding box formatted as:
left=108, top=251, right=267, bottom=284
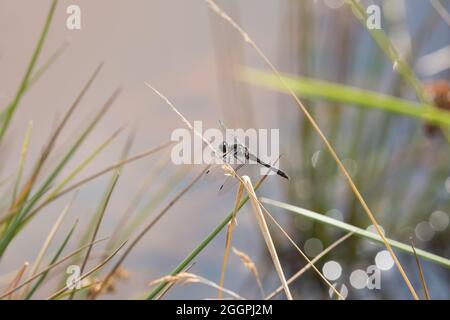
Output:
left=0, top=0, right=449, bottom=299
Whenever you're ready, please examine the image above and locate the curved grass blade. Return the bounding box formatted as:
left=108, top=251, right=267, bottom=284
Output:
left=145, top=174, right=268, bottom=300
left=10, top=121, right=33, bottom=207
left=69, top=170, right=120, bottom=299
left=2, top=262, right=29, bottom=299
left=0, top=237, right=107, bottom=299
left=0, top=0, right=58, bottom=143
left=25, top=219, right=78, bottom=299
left=47, top=241, right=127, bottom=300
left=45, top=127, right=123, bottom=201
left=240, top=67, right=450, bottom=127
left=0, top=141, right=172, bottom=227
left=90, top=166, right=209, bottom=299
left=20, top=193, right=76, bottom=298
left=266, top=232, right=353, bottom=300
left=8, top=63, right=104, bottom=219
left=261, top=197, right=450, bottom=269
left=346, top=0, right=426, bottom=103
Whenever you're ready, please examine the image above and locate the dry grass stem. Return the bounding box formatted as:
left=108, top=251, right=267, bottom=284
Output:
left=266, top=232, right=353, bottom=300
left=149, top=272, right=244, bottom=300
left=0, top=238, right=108, bottom=299
left=47, top=241, right=127, bottom=300
left=3, top=262, right=29, bottom=299
left=411, top=238, right=430, bottom=300
left=242, top=176, right=292, bottom=300
left=232, top=247, right=265, bottom=298
left=218, top=181, right=245, bottom=299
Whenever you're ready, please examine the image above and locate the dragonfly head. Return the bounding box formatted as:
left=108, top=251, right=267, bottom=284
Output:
left=221, top=141, right=227, bottom=154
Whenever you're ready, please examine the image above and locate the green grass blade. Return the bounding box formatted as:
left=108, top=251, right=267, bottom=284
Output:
left=0, top=89, right=121, bottom=259
left=110, top=166, right=188, bottom=250
left=0, top=41, right=68, bottom=123
left=145, top=176, right=267, bottom=300
left=261, top=197, right=450, bottom=269
left=45, top=127, right=123, bottom=201
left=0, top=0, right=58, bottom=143
left=11, top=121, right=33, bottom=207
left=25, top=219, right=78, bottom=299
left=27, top=41, right=69, bottom=89
left=346, top=0, right=426, bottom=103
left=69, top=170, right=120, bottom=299
left=22, top=194, right=75, bottom=298
left=48, top=241, right=127, bottom=300
left=14, top=142, right=172, bottom=227
left=240, top=67, right=450, bottom=127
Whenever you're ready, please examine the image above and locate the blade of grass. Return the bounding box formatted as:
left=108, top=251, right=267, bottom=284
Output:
left=0, top=65, right=104, bottom=226
left=20, top=193, right=76, bottom=298
left=106, top=165, right=189, bottom=252
left=145, top=174, right=268, bottom=300
left=206, top=0, right=419, bottom=299
left=242, top=176, right=292, bottom=300
left=232, top=247, right=265, bottom=298
left=9, top=63, right=104, bottom=216
left=431, top=0, right=450, bottom=27
left=266, top=232, right=353, bottom=300
left=10, top=121, right=33, bottom=207
left=218, top=181, right=244, bottom=299
left=45, top=127, right=123, bottom=201
left=0, top=237, right=107, bottom=299
left=261, top=197, right=450, bottom=269
left=69, top=170, right=120, bottom=299
left=346, top=0, right=426, bottom=103
left=47, top=241, right=127, bottom=300
left=155, top=263, right=196, bottom=300
left=240, top=67, right=450, bottom=127
left=2, top=141, right=173, bottom=226
left=0, top=0, right=58, bottom=143
left=230, top=167, right=344, bottom=299
left=105, top=150, right=174, bottom=250
left=411, top=238, right=430, bottom=300
left=89, top=166, right=209, bottom=299
left=27, top=41, right=69, bottom=89
left=2, top=262, right=29, bottom=299
left=25, top=219, right=78, bottom=299
left=59, top=133, right=131, bottom=291
left=256, top=197, right=344, bottom=299
left=149, top=272, right=245, bottom=300
left=0, top=40, right=68, bottom=123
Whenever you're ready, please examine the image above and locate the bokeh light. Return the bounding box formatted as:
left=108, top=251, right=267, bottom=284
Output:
left=350, top=269, right=368, bottom=289
left=375, top=250, right=394, bottom=271
left=322, top=261, right=342, bottom=281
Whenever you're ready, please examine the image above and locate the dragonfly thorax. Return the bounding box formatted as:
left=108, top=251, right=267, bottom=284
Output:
left=220, top=141, right=250, bottom=164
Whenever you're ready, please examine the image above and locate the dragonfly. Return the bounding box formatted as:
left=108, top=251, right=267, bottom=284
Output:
left=205, top=121, right=289, bottom=192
